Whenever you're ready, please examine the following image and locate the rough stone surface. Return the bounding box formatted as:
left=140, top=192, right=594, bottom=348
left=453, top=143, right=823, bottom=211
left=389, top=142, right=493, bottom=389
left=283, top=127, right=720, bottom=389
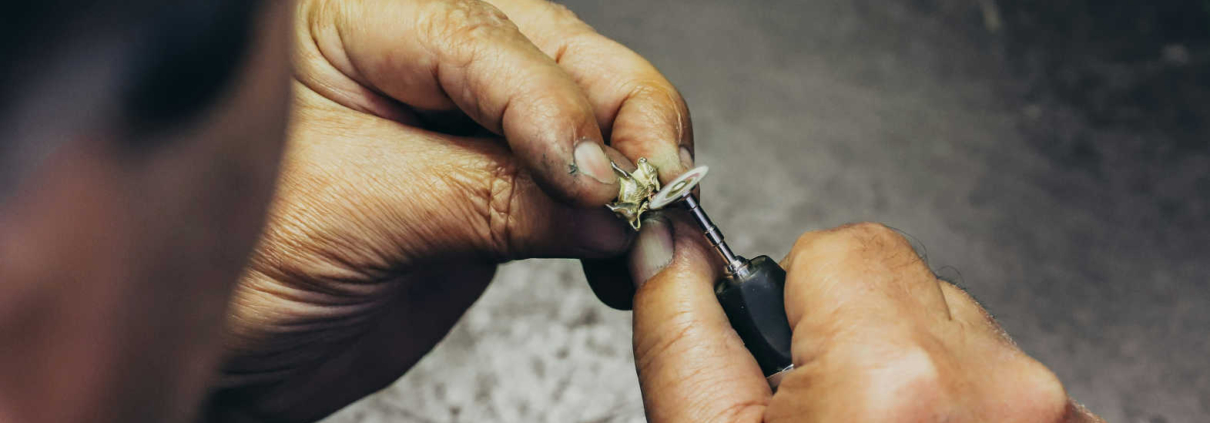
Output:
left=324, top=1, right=1209, bottom=422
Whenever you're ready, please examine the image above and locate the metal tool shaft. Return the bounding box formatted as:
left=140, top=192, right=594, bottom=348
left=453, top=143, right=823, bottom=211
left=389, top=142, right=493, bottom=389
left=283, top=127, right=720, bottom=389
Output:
left=682, top=194, right=745, bottom=271
left=680, top=193, right=793, bottom=388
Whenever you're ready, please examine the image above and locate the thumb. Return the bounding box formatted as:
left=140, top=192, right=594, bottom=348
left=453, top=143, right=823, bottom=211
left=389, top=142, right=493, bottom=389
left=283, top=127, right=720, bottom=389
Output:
left=300, top=0, right=620, bottom=207
left=275, top=100, right=633, bottom=268
left=631, top=212, right=770, bottom=423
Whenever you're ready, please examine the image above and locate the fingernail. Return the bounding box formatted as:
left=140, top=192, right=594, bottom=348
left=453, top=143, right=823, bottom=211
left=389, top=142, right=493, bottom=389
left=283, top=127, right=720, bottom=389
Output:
left=574, top=140, right=616, bottom=184
left=678, top=145, right=695, bottom=170
left=628, top=215, right=675, bottom=288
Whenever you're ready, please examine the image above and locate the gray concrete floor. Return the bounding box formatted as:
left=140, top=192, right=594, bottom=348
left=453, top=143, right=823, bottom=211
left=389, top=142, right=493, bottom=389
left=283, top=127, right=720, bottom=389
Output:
left=324, top=1, right=1210, bottom=422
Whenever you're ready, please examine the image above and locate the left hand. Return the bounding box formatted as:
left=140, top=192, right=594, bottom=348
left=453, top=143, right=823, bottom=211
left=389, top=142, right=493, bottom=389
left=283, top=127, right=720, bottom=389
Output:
left=631, top=221, right=1105, bottom=423
left=204, top=0, right=693, bottom=421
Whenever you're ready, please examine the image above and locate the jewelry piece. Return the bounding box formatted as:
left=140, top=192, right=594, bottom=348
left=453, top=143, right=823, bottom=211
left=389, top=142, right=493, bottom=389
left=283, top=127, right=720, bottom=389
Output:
left=606, top=160, right=792, bottom=390
left=606, top=158, right=661, bottom=230
left=607, top=158, right=712, bottom=230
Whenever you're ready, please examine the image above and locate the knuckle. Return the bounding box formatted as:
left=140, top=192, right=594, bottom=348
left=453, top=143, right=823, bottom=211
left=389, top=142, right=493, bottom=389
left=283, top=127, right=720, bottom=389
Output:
left=550, top=30, right=599, bottom=64
left=643, top=83, right=691, bottom=140
left=628, top=80, right=682, bottom=100
left=611, top=81, right=690, bottom=140
left=787, top=230, right=825, bottom=268
left=881, top=346, right=947, bottom=394
left=1004, top=359, right=1070, bottom=422
left=422, top=0, right=518, bottom=59
left=842, top=343, right=1069, bottom=423
left=539, top=7, right=599, bottom=63
left=789, top=222, right=917, bottom=268
left=855, top=346, right=954, bottom=420
left=627, top=82, right=686, bottom=116
left=544, top=2, right=583, bottom=25
left=539, top=2, right=596, bottom=37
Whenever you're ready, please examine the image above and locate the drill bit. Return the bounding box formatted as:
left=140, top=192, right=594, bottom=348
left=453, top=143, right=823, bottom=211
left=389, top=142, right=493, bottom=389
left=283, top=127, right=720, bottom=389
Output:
left=681, top=194, right=746, bottom=272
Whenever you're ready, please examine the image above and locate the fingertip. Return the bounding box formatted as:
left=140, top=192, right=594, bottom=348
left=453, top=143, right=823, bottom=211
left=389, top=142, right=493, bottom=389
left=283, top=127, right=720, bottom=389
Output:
left=626, top=214, right=675, bottom=288
left=573, top=140, right=616, bottom=185
left=663, top=212, right=723, bottom=281
left=602, top=145, right=636, bottom=172
left=632, top=211, right=722, bottom=305
left=678, top=145, right=695, bottom=171
left=526, top=157, right=619, bottom=208
left=582, top=207, right=686, bottom=311
left=608, top=136, right=686, bottom=185
left=601, top=83, right=693, bottom=183
left=655, top=143, right=692, bottom=182
left=521, top=136, right=621, bottom=208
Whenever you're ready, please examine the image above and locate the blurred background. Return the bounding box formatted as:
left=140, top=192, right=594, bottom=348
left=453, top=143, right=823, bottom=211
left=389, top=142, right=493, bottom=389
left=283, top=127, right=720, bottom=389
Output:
left=324, top=0, right=1209, bottom=422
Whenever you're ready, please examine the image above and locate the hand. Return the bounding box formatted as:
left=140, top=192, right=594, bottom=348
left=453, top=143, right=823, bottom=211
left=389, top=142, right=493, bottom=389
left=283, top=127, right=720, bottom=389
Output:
left=631, top=218, right=1105, bottom=422
left=204, top=0, right=692, bottom=421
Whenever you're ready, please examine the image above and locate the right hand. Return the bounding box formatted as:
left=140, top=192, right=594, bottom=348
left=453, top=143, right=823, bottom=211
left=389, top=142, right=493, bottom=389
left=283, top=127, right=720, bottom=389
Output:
left=629, top=217, right=1105, bottom=422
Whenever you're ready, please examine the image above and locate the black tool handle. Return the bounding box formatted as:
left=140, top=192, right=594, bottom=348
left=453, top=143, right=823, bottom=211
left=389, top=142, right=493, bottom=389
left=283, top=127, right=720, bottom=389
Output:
left=714, top=255, right=794, bottom=376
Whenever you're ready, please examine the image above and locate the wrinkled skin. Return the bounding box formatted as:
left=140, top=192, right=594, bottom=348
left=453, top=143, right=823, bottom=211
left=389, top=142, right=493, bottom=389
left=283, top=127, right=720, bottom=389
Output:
left=0, top=1, right=1107, bottom=422
left=630, top=220, right=1106, bottom=423
left=205, top=0, right=693, bottom=421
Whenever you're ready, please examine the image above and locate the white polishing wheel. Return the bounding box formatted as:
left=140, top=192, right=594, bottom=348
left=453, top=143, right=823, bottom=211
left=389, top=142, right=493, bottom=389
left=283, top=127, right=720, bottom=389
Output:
left=649, top=166, right=709, bottom=209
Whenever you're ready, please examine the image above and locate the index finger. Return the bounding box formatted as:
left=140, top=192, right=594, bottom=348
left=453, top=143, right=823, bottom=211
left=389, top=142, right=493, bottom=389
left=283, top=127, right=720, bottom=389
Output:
left=481, top=0, right=696, bottom=309
left=306, top=0, right=623, bottom=206
left=484, top=0, right=694, bottom=182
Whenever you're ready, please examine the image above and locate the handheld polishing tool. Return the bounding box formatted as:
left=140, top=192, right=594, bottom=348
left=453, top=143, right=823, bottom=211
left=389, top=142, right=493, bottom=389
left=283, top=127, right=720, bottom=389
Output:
left=611, top=161, right=795, bottom=388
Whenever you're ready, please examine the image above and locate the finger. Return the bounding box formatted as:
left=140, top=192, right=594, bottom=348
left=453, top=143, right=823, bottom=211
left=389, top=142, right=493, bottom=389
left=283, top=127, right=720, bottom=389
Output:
left=285, top=92, right=633, bottom=262
left=784, top=223, right=1005, bottom=342
left=578, top=151, right=644, bottom=309
left=774, top=223, right=1081, bottom=423
left=306, top=0, right=620, bottom=206
left=485, top=0, right=694, bottom=182
left=581, top=256, right=635, bottom=310
left=472, top=0, right=694, bottom=307
left=632, top=213, right=769, bottom=423
left=781, top=223, right=953, bottom=364
left=485, top=159, right=636, bottom=260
